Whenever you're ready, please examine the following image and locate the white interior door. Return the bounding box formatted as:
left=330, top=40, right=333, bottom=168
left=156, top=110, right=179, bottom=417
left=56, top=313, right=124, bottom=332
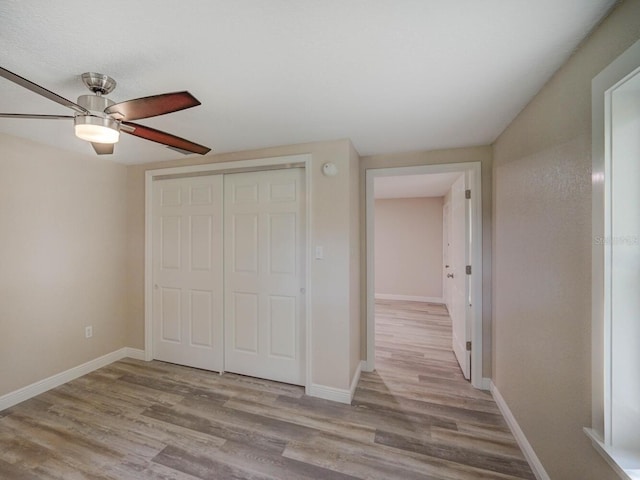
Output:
left=224, top=168, right=305, bottom=385
left=443, top=200, right=451, bottom=308
left=448, top=174, right=470, bottom=379
left=152, top=175, right=224, bottom=371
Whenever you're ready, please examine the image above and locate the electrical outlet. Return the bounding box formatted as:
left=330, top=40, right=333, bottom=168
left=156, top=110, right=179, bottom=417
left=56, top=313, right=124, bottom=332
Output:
left=85, top=326, right=93, bottom=338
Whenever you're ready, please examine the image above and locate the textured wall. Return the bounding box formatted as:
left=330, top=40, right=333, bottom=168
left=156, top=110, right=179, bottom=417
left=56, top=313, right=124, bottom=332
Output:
left=0, top=133, right=128, bottom=396
left=492, top=1, right=640, bottom=478
left=374, top=197, right=444, bottom=299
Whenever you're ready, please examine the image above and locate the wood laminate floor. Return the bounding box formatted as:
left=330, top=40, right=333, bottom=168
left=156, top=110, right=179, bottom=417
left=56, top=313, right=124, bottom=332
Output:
left=0, top=300, right=534, bottom=479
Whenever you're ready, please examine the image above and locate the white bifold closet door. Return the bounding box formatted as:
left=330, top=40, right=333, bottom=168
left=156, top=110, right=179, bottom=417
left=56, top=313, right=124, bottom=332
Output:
left=151, top=168, right=305, bottom=385
left=152, top=175, right=224, bottom=372
left=224, top=168, right=305, bottom=386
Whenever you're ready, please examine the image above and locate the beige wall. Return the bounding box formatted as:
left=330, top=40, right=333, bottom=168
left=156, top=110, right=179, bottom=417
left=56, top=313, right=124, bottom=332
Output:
left=126, top=139, right=360, bottom=391
left=491, top=1, right=640, bottom=479
left=0, top=133, right=128, bottom=397
left=374, top=197, right=443, bottom=299
left=361, top=146, right=492, bottom=376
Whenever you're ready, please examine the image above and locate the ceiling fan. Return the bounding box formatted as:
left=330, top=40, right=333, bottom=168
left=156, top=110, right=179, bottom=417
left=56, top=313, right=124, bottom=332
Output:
left=0, top=66, right=211, bottom=156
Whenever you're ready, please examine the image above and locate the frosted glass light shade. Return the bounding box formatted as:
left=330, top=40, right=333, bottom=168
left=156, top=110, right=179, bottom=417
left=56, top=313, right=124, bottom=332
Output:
left=74, top=115, right=120, bottom=144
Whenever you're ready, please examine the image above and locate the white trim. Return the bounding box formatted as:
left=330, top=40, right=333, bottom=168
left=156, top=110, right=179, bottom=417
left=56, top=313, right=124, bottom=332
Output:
left=303, top=162, right=313, bottom=398
left=308, top=384, right=352, bottom=404
left=145, top=154, right=313, bottom=392
left=366, top=162, right=483, bottom=388
left=365, top=164, right=376, bottom=373
left=375, top=293, right=444, bottom=304
left=480, top=377, right=492, bottom=391
left=584, top=428, right=639, bottom=480
left=145, top=169, right=154, bottom=361
left=490, top=381, right=550, bottom=480
left=123, top=347, right=146, bottom=361
left=350, top=360, right=364, bottom=399
left=0, top=348, right=146, bottom=412
left=306, top=360, right=363, bottom=405
left=146, top=156, right=309, bottom=178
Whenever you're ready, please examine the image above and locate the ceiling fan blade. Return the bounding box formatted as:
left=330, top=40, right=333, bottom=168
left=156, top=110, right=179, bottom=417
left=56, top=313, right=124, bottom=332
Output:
left=91, top=142, right=114, bottom=155
left=0, top=67, right=89, bottom=115
left=105, top=91, right=201, bottom=121
left=0, top=113, right=73, bottom=120
left=122, top=121, right=211, bottom=155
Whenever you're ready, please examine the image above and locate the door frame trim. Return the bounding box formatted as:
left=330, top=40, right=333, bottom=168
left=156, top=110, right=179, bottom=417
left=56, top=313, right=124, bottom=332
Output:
left=144, top=154, right=312, bottom=390
left=365, top=161, right=484, bottom=389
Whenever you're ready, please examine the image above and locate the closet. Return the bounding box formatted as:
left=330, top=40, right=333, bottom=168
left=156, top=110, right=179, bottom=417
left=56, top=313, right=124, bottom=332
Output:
left=151, top=167, right=305, bottom=385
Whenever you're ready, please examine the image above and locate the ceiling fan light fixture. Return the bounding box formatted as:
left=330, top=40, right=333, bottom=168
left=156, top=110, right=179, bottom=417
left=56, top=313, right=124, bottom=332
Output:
left=74, top=115, right=120, bottom=144
left=0, top=66, right=210, bottom=155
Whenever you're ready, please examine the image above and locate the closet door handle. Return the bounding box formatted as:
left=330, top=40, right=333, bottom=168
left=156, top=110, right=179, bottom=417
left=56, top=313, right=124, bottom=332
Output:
left=447, top=273, right=454, bottom=278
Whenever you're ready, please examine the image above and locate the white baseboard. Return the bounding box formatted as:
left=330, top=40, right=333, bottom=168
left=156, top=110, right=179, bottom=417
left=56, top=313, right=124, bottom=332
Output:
left=307, top=360, right=364, bottom=405
left=490, top=381, right=550, bottom=480
left=350, top=360, right=364, bottom=399
left=307, top=383, right=351, bottom=405
left=0, top=347, right=146, bottom=412
left=362, top=360, right=375, bottom=373
left=480, top=377, right=492, bottom=390
left=307, top=383, right=352, bottom=404
left=375, top=293, right=444, bottom=304
left=123, top=347, right=146, bottom=360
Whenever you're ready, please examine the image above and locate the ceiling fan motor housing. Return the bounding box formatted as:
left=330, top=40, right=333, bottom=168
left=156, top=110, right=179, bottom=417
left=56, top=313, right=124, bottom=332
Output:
left=75, top=71, right=121, bottom=140
left=74, top=94, right=120, bottom=143
left=77, top=93, right=114, bottom=113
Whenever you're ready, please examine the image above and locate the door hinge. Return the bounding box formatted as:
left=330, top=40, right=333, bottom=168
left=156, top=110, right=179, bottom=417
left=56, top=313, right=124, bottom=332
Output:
left=465, top=189, right=471, bottom=199
left=466, top=265, right=472, bottom=275
left=466, top=341, right=472, bottom=351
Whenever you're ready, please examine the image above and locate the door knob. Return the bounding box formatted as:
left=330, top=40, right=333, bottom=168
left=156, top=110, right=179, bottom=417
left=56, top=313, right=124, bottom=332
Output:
left=447, top=273, right=454, bottom=278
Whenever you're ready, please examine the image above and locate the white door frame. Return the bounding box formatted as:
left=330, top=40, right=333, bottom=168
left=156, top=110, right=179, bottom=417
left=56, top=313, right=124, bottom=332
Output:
left=144, top=154, right=313, bottom=391
left=365, top=161, right=484, bottom=389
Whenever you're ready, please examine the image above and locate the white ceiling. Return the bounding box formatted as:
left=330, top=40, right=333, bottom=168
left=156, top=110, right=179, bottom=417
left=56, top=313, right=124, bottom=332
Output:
left=375, top=172, right=461, bottom=199
left=0, top=1, right=615, bottom=165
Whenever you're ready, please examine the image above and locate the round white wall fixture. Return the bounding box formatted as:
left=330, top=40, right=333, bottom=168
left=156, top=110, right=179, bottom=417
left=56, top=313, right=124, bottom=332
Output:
left=322, top=162, right=338, bottom=176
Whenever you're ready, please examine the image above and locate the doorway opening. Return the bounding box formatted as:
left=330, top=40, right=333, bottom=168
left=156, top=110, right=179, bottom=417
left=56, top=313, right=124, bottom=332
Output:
left=365, top=162, right=483, bottom=389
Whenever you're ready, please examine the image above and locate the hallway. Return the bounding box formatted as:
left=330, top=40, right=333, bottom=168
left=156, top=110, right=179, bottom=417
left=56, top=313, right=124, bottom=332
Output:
left=354, top=299, right=535, bottom=479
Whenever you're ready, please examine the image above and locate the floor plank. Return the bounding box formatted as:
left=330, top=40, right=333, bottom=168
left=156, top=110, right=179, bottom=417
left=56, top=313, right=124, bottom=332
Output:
left=0, top=300, right=534, bottom=479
